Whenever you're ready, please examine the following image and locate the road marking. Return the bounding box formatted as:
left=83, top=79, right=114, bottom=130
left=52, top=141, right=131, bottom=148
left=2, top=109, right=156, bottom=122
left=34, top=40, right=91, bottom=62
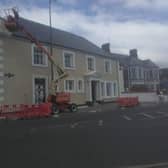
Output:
left=98, top=120, right=103, bottom=126
left=140, top=113, right=155, bottom=119
left=122, top=161, right=168, bottom=168
left=70, top=122, right=78, bottom=128
left=78, top=105, right=88, bottom=109
left=52, top=114, right=59, bottom=118
left=123, top=115, right=132, bottom=121
left=89, top=110, right=97, bottom=113
left=156, top=111, right=166, bottom=114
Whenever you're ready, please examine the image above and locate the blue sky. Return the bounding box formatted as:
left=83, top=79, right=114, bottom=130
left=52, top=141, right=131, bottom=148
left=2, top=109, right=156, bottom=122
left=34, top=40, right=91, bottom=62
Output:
left=1, top=0, right=168, bottom=67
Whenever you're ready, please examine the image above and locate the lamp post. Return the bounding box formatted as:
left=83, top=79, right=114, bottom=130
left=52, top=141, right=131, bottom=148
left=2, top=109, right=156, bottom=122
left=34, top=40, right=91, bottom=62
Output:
left=49, top=0, right=54, bottom=81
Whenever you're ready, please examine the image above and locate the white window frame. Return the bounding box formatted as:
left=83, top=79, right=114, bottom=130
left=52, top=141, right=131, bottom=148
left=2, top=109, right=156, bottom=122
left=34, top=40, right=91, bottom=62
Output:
left=32, top=75, right=48, bottom=104
left=86, top=55, right=96, bottom=71
left=64, top=79, right=76, bottom=93
left=63, top=50, right=76, bottom=70
left=77, top=79, right=84, bottom=93
left=112, top=81, right=118, bottom=97
left=105, top=81, right=113, bottom=98
left=104, top=59, right=112, bottom=73
left=100, top=81, right=105, bottom=98
left=32, top=44, right=48, bottom=67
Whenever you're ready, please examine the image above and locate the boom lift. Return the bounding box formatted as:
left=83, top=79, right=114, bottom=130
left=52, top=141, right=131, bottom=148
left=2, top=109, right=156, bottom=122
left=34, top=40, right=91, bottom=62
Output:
left=2, top=8, right=77, bottom=114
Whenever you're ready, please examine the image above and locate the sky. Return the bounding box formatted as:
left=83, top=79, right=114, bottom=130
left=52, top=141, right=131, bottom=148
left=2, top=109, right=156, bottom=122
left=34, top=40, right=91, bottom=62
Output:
left=0, top=0, right=168, bottom=67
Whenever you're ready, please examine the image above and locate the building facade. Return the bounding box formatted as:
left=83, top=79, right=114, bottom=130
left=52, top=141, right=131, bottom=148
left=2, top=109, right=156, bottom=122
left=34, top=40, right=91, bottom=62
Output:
left=102, top=43, right=160, bottom=92
left=0, top=18, right=121, bottom=105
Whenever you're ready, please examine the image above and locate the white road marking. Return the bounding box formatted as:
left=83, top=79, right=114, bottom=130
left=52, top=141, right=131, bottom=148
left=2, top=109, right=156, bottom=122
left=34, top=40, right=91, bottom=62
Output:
left=123, top=115, right=132, bottom=121
left=122, top=162, right=168, bottom=168
left=140, top=113, right=155, bottom=119
left=70, top=122, right=78, bottom=128
left=98, top=120, right=103, bottom=126
left=78, top=105, right=88, bottom=109
left=52, top=114, right=59, bottom=118
left=89, top=110, right=97, bottom=113
left=156, top=111, right=166, bottom=114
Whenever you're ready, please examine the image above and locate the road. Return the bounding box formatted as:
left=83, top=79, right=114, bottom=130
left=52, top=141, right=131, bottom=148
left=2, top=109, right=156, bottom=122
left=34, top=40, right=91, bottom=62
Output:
left=1, top=103, right=168, bottom=168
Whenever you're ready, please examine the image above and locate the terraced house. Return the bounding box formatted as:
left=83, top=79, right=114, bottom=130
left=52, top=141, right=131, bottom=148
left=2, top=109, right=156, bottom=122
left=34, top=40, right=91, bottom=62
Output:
left=102, top=43, right=160, bottom=92
left=0, top=18, right=122, bottom=105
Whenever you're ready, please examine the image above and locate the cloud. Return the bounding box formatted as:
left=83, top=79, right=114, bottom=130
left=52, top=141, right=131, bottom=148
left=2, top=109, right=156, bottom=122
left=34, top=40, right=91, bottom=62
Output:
left=96, top=0, right=168, bottom=11
left=1, top=1, right=168, bottom=67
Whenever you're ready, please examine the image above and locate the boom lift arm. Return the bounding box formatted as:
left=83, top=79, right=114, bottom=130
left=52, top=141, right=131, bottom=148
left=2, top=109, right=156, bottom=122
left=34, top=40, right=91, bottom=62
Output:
left=4, top=8, right=68, bottom=86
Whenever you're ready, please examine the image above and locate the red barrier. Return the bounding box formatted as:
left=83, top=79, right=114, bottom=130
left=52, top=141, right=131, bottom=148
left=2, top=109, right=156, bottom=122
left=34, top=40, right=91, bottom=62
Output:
left=0, top=103, right=52, bottom=119
left=117, top=97, right=139, bottom=107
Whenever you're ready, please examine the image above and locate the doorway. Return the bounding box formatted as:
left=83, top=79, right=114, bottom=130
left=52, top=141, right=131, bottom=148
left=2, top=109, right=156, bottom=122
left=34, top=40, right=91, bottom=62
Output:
left=91, top=81, right=97, bottom=103
left=34, top=77, right=47, bottom=104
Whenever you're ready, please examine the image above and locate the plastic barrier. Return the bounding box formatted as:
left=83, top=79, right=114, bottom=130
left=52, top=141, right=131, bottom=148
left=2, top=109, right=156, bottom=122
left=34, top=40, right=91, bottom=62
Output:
left=117, top=97, right=139, bottom=107
left=0, top=103, right=52, bottom=119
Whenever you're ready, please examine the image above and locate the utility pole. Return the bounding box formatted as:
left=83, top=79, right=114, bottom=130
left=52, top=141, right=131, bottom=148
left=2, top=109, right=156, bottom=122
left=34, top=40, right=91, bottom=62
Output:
left=49, top=0, right=54, bottom=81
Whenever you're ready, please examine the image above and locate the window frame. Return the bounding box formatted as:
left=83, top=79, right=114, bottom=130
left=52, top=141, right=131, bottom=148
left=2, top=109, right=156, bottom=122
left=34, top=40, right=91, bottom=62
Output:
left=77, top=79, right=84, bottom=93
left=105, top=81, right=112, bottom=98
left=63, top=50, right=76, bottom=70
left=32, top=44, right=48, bottom=67
left=64, top=79, right=76, bottom=93
left=104, top=59, right=112, bottom=73
left=86, top=55, right=96, bottom=71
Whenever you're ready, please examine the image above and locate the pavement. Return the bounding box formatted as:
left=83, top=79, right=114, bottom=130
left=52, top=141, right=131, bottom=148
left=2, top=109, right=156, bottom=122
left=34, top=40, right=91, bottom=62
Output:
left=1, top=103, right=168, bottom=168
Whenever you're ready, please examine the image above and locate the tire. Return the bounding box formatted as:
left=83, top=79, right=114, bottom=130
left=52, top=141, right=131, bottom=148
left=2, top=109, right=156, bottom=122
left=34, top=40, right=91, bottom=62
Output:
left=52, top=104, right=60, bottom=114
left=69, top=104, right=78, bottom=112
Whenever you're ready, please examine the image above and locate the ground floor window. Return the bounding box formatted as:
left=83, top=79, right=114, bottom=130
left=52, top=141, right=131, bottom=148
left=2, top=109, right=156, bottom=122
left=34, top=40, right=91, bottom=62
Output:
left=77, top=79, right=84, bottom=93
left=101, top=82, right=105, bottom=97
left=64, top=79, right=75, bottom=92
left=113, top=82, right=117, bottom=96
left=106, top=82, right=112, bottom=97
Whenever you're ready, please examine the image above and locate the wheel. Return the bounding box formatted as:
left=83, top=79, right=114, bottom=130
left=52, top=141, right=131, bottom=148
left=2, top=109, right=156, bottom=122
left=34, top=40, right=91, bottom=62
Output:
left=51, top=104, right=60, bottom=114
left=69, top=104, right=78, bottom=112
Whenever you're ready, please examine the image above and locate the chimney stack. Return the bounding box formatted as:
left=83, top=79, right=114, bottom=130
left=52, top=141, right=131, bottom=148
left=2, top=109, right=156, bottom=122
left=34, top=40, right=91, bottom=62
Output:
left=129, top=49, right=138, bottom=59
left=102, top=43, right=110, bottom=53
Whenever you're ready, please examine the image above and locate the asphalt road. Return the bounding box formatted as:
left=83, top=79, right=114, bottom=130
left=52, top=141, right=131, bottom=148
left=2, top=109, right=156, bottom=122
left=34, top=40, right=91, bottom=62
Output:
left=1, top=103, right=168, bottom=168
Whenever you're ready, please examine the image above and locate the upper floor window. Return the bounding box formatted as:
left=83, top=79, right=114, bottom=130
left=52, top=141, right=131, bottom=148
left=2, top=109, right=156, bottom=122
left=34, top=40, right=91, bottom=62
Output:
left=63, top=51, right=75, bottom=69
left=104, top=60, right=111, bottom=73
left=86, top=56, right=95, bottom=71
left=32, top=45, right=48, bottom=67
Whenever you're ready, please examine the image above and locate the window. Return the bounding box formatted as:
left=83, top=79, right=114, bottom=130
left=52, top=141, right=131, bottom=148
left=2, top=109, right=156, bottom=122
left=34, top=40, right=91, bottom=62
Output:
left=106, top=82, right=112, bottom=97
left=87, top=56, right=95, bottom=71
left=101, top=82, right=105, bottom=97
left=32, top=45, right=48, bottom=66
left=64, top=80, right=75, bottom=92
left=139, top=68, right=142, bottom=79
left=131, top=67, right=136, bottom=79
left=104, top=60, right=111, bottom=73
left=63, top=51, right=75, bottom=69
left=77, top=79, right=84, bottom=92
left=113, top=82, right=117, bottom=96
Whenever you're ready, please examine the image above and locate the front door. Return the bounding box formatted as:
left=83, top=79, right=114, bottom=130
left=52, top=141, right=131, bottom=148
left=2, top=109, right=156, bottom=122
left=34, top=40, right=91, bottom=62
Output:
left=91, top=81, right=97, bottom=103
left=34, top=78, right=46, bottom=104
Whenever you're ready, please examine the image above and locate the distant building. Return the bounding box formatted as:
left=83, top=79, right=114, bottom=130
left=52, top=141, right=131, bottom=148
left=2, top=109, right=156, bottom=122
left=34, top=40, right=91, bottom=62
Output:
left=160, top=68, right=168, bottom=94
left=102, top=43, right=160, bottom=92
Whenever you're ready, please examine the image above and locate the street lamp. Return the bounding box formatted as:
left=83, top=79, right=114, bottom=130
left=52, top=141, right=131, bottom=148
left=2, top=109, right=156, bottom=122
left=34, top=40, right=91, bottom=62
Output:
left=49, top=0, right=54, bottom=81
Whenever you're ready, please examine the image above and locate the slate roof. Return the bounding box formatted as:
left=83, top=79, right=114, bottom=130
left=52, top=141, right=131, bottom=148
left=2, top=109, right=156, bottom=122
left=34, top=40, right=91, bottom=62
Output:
left=109, top=52, right=159, bottom=68
left=12, top=18, right=114, bottom=59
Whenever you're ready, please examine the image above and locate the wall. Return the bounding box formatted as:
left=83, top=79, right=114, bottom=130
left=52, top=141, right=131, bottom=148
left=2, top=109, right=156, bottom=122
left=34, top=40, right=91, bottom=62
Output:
left=1, top=32, right=120, bottom=105
left=121, top=92, right=159, bottom=103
